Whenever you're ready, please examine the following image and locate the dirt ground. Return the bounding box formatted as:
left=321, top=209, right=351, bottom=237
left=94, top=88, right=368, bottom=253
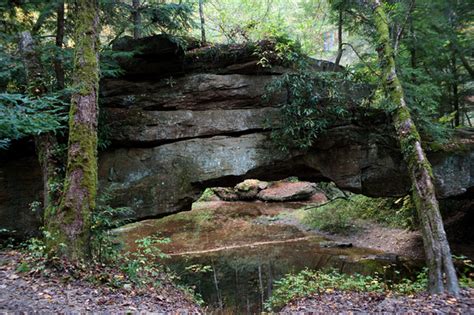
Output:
left=282, top=289, right=474, bottom=313
left=0, top=251, right=202, bottom=313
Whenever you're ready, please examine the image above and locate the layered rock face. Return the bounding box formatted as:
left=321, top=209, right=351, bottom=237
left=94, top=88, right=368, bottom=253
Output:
left=1, top=36, right=473, bottom=236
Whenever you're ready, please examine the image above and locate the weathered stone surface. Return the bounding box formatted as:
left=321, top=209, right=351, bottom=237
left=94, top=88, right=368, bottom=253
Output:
left=308, top=192, right=329, bottom=205
left=235, top=179, right=268, bottom=200
left=0, top=154, right=43, bottom=237
left=1, top=36, right=473, bottom=237
left=94, top=125, right=472, bottom=221
left=100, top=74, right=284, bottom=111
left=257, top=181, right=318, bottom=201
left=104, top=107, right=277, bottom=144
left=2, top=126, right=473, bottom=237
left=212, top=187, right=239, bottom=201
left=98, top=133, right=290, bottom=217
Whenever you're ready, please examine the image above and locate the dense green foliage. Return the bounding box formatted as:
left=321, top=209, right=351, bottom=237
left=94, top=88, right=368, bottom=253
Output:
left=101, top=0, right=195, bottom=40
left=0, top=0, right=472, bottom=305
left=265, top=71, right=351, bottom=151
left=266, top=256, right=474, bottom=311
left=265, top=268, right=428, bottom=311
left=90, top=188, right=133, bottom=263
left=0, top=0, right=197, bottom=150
left=0, top=93, right=67, bottom=149
left=304, top=194, right=416, bottom=234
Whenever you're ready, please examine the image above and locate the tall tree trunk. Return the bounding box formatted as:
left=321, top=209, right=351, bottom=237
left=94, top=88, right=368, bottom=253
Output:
left=132, top=0, right=141, bottom=39
left=457, top=48, right=474, bottom=79
left=372, top=0, right=459, bottom=296
left=334, top=7, right=343, bottom=66
left=451, top=51, right=460, bottom=127
left=19, top=32, right=62, bottom=215
left=48, top=0, right=100, bottom=261
left=54, top=0, right=65, bottom=90
left=199, top=0, right=206, bottom=45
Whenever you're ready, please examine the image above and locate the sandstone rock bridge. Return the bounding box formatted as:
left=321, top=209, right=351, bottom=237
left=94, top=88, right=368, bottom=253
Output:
left=1, top=36, right=473, bottom=236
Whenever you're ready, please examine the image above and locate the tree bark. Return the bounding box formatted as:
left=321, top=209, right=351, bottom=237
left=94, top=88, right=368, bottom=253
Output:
left=54, top=0, right=65, bottom=90
left=334, top=8, right=343, bottom=66
left=199, top=0, right=206, bottom=45
left=372, top=0, right=460, bottom=296
left=48, top=0, right=100, bottom=261
left=451, top=51, right=460, bottom=126
left=457, top=49, right=474, bottom=79
left=18, top=32, right=62, bottom=215
left=132, top=0, right=141, bottom=39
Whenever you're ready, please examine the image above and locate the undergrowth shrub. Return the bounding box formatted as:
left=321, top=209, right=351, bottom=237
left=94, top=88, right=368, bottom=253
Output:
left=264, top=71, right=352, bottom=152
left=303, top=194, right=416, bottom=234
left=91, top=187, right=134, bottom=263
left=265, top=268, right=428, bottom=311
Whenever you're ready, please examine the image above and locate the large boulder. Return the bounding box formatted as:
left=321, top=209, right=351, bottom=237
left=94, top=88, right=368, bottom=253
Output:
left=1, top=36, right=473, bottom=237
left=235, top=179, right=265, bottom=200
left=257, top=181, right=318, bottom=202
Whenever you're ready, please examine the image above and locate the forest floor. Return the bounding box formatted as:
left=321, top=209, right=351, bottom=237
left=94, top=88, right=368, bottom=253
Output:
left=281, top=289, right=474, bottom=313
left=0, top=251, right=202, bottom=313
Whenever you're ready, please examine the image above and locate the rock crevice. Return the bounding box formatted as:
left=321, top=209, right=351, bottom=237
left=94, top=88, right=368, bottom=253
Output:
left=1, top=36, right=473, bottom=236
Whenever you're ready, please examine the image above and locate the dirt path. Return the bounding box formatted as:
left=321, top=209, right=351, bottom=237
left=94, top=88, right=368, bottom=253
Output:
left=282, top=289, right=474, bottom=313
left=0, top=251, right=201, bottom=313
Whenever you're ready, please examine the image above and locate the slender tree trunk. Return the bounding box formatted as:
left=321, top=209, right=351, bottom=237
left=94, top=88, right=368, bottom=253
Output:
left=19, top=32, right=62, bottom=214
left=132, top=0, right=141, bottom=39
left=212, top=262, right=223, bottom=309
left=408, top=1, right=416, bottom=70
left=457, top=48, right=474, bottom=79
left=258, top=264, right=264, bottom=308
left=372, top=0, right=459, bottom=296
left=199, top=0, right=206, bottom=45
left=54, top=0, right=65, bottom=90
left=334, top=8, right=343, bottom=66
left=451, top=51, right=460, bottom=126
left=48, top=0, right=100, bottom=261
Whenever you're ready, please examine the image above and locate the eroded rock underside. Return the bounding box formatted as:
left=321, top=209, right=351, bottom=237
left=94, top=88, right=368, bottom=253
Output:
left=1, top=36, right=473, bottom=236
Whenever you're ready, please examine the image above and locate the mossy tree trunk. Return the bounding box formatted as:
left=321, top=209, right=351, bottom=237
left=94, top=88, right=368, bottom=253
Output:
left=47, top=0, right=100, bottom=261
left=372, top=0, right=459, bottom=296
left=19, top=31, right=62, bottom=214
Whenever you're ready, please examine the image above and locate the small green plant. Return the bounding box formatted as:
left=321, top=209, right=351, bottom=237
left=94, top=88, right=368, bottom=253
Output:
left=91, top=187, right=133, bottom=263
left=120, top=234, right=171, bottom=286
left=264, top=71, right=351, bottom=152
left=391, top=268, right=428, bottom=294
left=29, top=201, right=42, bottom=213
left=185, top=264, right=212, bottom=274
left=265, top=269, right=385, bottom=311
left=303, top=198, right=357, bottom=234
left=453, top=255, right=474, bottom=288
left=254, top=33, right=303, bottom=68
left=0, top=93, right=67, bottom=149
left=351, top=195, right=416, bottom=229
left=303, top=194, right=416, bottom=234
left=14, top=237, right=49, bottom=275
left=197, top=188, right=216, bottom=202
left=265, top=268, right=429, bottom=311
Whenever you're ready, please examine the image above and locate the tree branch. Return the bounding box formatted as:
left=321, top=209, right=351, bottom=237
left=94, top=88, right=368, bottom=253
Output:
left=341, top=42, right=380, bottom=77
left=394, top=0, right=415, bottom=53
